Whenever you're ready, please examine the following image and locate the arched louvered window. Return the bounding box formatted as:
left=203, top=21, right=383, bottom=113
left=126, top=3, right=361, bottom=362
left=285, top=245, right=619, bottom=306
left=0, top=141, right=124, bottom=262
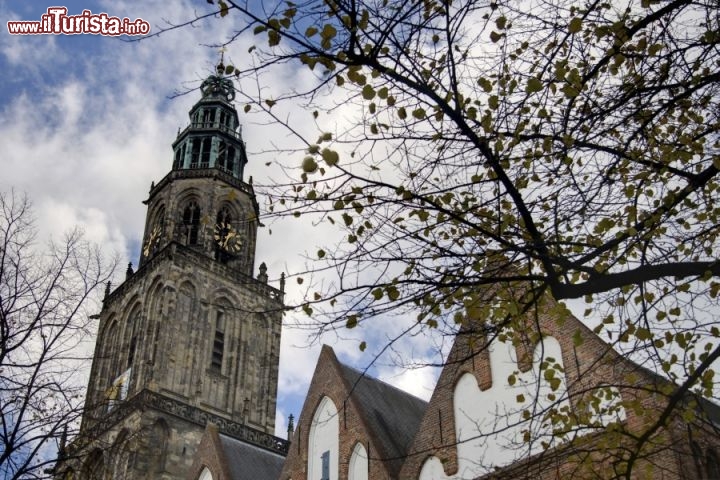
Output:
left=202, top=108, right=215, bottom=127
left=217, top=142, right=227, bottom=170
left=211, top=310, right=225, bottom=371
left=182, top=201, right=201, bottom=245
left=173, top=143, right=186, bottom=169
left=227, top=146, right=236, bottom=173
left=201, top=137, right=212, bottom=167
left=190, top=139, right=200, bottom=168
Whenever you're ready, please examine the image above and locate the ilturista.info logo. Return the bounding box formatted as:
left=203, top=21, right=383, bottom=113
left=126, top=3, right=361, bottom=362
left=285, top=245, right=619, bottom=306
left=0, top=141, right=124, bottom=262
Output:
left=7, top=7, right=150, bottom=36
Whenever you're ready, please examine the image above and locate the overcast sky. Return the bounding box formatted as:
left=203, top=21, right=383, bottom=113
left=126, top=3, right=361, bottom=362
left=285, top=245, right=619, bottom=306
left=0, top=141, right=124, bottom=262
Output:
left=0, top=0, right=441, bottom=438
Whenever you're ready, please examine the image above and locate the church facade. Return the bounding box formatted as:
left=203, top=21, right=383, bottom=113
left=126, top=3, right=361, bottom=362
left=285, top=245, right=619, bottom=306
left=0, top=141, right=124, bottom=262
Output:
left=55, top=68, right=288, bottom=479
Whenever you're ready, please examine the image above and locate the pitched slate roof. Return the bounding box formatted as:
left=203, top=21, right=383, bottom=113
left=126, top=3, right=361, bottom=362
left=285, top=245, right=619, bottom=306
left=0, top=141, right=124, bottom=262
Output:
left=219, top=434, right=285, bottom=480
left=338, top=362, right=428, bottom=477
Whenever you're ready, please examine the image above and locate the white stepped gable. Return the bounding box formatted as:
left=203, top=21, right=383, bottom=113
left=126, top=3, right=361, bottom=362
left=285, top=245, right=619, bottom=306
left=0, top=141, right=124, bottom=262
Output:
left=419, top=334, right=625, bottom=480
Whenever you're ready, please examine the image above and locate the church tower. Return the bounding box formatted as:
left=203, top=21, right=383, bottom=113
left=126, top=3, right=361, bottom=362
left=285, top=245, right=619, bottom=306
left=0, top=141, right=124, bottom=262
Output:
left=57, top=67, right=287, bottom=479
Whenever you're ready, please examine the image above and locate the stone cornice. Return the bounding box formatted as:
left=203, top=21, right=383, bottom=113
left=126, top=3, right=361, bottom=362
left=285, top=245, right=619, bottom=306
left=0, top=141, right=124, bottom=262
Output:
left=145, top=168, right=255, bottom=206
left=81, top=389, right=289, bottom=456
left=103, top=242, right=284, bottom=311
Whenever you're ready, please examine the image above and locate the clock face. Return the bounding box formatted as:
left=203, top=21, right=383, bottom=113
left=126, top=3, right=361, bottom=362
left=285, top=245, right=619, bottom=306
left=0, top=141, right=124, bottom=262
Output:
left=142, top=225, right=162, bottom=257
left=214, top=222, right=242, bottom=253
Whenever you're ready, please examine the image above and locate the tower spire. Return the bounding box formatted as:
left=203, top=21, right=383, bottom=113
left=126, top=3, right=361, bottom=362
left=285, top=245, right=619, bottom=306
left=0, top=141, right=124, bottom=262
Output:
left=169, top=64, right=247, bottom=179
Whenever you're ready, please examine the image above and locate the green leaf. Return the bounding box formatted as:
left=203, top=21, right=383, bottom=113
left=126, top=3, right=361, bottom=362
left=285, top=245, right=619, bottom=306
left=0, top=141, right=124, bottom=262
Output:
left=371, top=288, right=383, bottom=300
left=526, top=77, right=543, bottom=93
left=268, top=30, right=281, bottom=46
left=317, top=249, right=326, bottom=258
left=359, top=341, right=367, bottom=351
left=412, top=108, right=426, bottom=119
left=387, top=285, right=400, bottom=301
left=346, top=315, right=358, bottom=328
left=302, top=156, right=318, bottom=173
left=648, top=43, right=663, bottom=56
left=488, top=95, right=499, bottom=110
left=477, top=77, right=493, bottom=93
left=362, top=84, right=376, bottom=100
left=322, top=148, right=339, bottom=166
left=490, top=31, right=502, bottom=43
left=568, top=17, right=582, bottom=34
left=305, top=26, right=318, bottom=37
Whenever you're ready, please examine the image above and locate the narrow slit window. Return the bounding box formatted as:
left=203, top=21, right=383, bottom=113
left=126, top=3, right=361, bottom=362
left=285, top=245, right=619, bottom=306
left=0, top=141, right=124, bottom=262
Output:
left=211, top=311, right=225, bottom=371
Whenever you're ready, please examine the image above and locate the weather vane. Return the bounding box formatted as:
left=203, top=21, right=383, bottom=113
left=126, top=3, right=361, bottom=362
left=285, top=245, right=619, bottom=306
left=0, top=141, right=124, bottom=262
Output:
left=217, top=46, right=227, bottom=74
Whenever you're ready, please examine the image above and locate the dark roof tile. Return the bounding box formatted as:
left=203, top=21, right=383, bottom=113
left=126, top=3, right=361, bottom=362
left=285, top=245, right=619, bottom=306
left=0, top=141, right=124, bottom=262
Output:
left=338, top=362, right=428, bottom=476
left=219, top=434, right=285, bottom=480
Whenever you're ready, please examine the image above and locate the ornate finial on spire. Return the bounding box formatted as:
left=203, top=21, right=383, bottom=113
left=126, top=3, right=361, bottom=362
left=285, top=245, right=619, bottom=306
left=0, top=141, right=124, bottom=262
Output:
left=126, top=262, right=134, bottom=279
left=200, top=69, right=235, bottom=102
left=287, top=414, right=295, bottom=437
left=104, top=281, right=111, bottom=300
left=217, top=46, right=227, bottom=74
left=280, top=272, right=286, bottom=293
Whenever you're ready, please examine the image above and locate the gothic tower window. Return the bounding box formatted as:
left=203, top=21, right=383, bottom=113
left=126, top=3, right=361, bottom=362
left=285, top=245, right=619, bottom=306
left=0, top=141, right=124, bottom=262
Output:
left=216, top=143, right=237, bottom=174
left=217, top=142, right=227, bottom=170
left=155, top=205, right=165, bottom=234
left=173, top=143, right=186, bottom=170
left=182, top=201, right=201, bottom=245
left=219, top=110, right=226, bottom=129
left=227, top=146, right=235, bottom=172
left=127, top=312, right=139, bottom=369
left=202, top=108, right=215, bottom=127
left=201, top=137, right=212, bottom=168
left=211, top=310, right=225, bottom=372
left=191, top=139, right=200, bottom=168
